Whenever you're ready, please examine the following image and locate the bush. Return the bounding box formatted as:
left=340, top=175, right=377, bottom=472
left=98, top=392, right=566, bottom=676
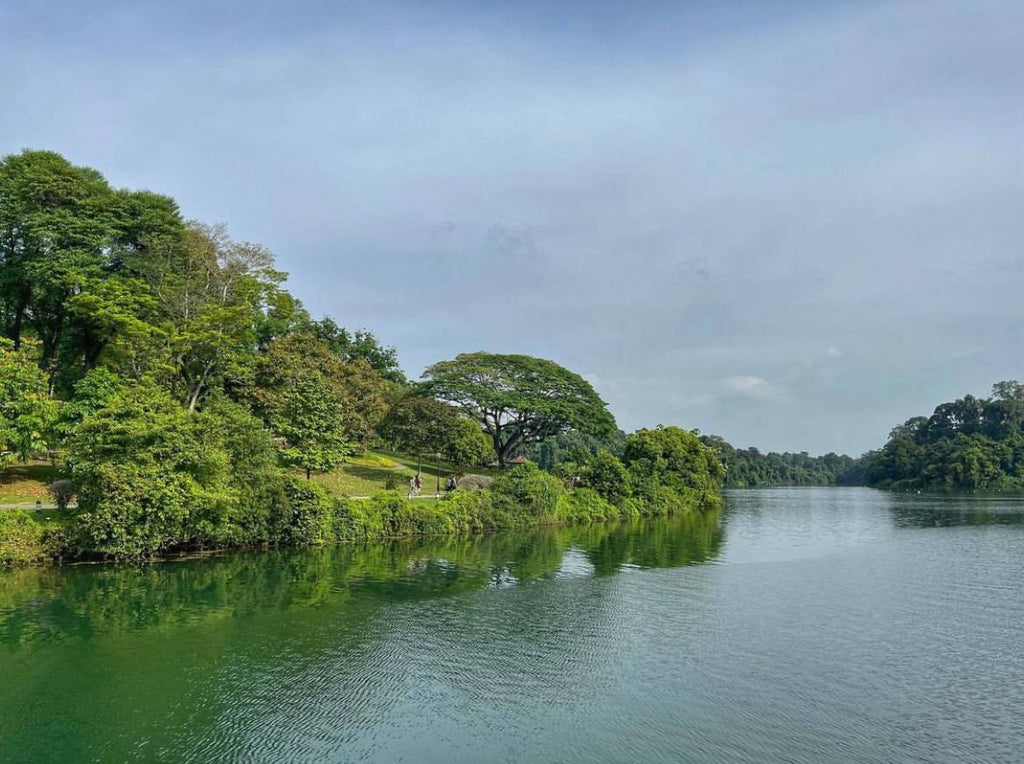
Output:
left=556, top=488, right=619, bottom=525
left=623, top=426, right=723, bottom=504
left=66, top=386, right=235, bottom=558
left=581, top=450, right=630, bottom=504
left=282, top=478, right=333, bottom=545
left=0, top=512, right=60, bottom=565
left=491, top=463, right=564, bottom=519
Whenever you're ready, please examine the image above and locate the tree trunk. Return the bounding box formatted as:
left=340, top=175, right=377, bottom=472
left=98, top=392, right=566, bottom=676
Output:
left=306, top=467, right=311, bottom=480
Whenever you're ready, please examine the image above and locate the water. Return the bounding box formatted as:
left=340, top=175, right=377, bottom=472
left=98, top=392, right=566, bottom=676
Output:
left=2, top=488, right=1023, bottom=763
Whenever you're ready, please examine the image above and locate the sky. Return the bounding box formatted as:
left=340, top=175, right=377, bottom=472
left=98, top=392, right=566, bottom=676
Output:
left=3, top=0, right=1022, bottom=455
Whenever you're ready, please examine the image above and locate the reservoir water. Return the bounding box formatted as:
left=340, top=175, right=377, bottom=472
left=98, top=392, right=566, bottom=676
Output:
left=2, top=488, right=1023, bottom=763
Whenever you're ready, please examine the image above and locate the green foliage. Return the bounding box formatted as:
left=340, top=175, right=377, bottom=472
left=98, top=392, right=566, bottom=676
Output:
left=52, top=367, right=124, bottom=443
left=378, top=395, right=460, bottom=454
left=0, top=340, right=58, bottom=468
left=491, top=463, right=565, bottom=518
left=0, top=150, right=184, bottom=393
left=421, top=352, right=616, bottom=466
left=443, top=418, right=494, bottom=470
left=622, top=427, right=723, bottom=512
left=699, top=434, right=864, bottom=488
left=526, top=428, right=628, bottom=470
left=272, top=374, right=351, bottom=479
left=555, top=488, right=619, bottom=525
left=66, top=386, right=235, bottom=557
left=249, top=332, right=390, bottom=459
left=282, top=478, right=334, bottom=545
left=0, top=511, right=61, bottom=564
left=198, top=395, right=290, bottom=545
left=306, top=317, right=405, bottom=383
left=579, top=449, right=630, bottom=504
left=866, top=381, right=1024, bottom=490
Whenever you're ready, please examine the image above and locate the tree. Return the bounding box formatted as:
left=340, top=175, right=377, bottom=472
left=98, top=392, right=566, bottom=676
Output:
left=443, top=418, right=494, bottom=472
left=247, top=332, right=391, bottom=448
left=623, top=426, right=723, bottom=509
left=271, top=374, right=350, bottom=480
left=581, top=449, right=630, bottom=505
left=0, top=150, right=184, bottom=393
left=0, top=340, right=58, bottom=470
left=421, top=352, right=615, bottom=466
left=306, top=317, right=404, bottom=383
left=379, top=395, right=460, bottom=454
left=157, top=223, right=285, bottom=411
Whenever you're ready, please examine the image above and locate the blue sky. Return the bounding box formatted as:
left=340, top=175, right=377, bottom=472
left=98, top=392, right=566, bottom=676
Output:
left=3, top=0, right=1022, bottom=454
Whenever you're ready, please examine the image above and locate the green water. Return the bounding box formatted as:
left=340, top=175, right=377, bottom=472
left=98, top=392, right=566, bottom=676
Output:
left=2, top=489, right=1023, bottom=762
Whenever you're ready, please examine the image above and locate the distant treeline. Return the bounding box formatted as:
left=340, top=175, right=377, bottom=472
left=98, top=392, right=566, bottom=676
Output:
left=525, top=430, right=865, bottom=488
left=699, top=437, right=866, bottom=488
left=863, top=381, right=1024, bottom=491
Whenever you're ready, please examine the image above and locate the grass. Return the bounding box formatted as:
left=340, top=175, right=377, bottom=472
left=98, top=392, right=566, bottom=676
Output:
left=306, top=449, right=501, bottom=498
left=0, top=461, right=62, bottom=507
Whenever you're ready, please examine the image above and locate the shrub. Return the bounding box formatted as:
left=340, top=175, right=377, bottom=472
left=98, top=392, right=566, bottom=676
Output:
left=282, top=478, right=333, bottom=545
left=623, top=426, right=723, bottom=504
left=66, top=386, right=235, bottom=558
left=581, top=450, right=630, bottom=505
left=556, top=488, right=618, bottom=525
left=0, top=512, right=60, bottom=565
left=491, top=463, right=564, bottom=519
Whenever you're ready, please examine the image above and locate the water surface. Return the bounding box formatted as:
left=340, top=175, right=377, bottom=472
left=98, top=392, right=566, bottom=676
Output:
left=2, top=489, right=1022, bottom=762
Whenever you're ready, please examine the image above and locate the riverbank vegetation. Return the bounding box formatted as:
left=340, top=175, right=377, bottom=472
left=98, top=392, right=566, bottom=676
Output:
left=0, top=149, right=723, bottom=564
left=864, top=381, right=1024, bottom=490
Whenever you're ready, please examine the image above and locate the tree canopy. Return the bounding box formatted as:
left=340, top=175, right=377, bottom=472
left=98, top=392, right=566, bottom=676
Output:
left=864, top=381, right=1024, bottom=490
left=420, top=352, right=616, bottom=466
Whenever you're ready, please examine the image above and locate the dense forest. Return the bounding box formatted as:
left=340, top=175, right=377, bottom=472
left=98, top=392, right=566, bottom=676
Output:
left=864, top=381, right=1024, bottom=490
left=0, top=150, right=724, bottom=564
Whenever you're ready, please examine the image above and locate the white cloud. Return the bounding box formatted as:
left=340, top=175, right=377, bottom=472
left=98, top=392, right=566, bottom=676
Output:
left=722, top=376, right=779, bottom=401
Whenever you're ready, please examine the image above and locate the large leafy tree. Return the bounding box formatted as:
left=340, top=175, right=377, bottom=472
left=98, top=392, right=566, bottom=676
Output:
left=0, top=150, right=183, bottom=392
left=307, top=317, right=404, bottom=383
left=421, top=352, right=615, bottom=466
left=149, top=222, right=285, bottom=410
left=248, top=332, right=392, bottom=446
left=245, top=333, right=371, bottom=478
left=379, top=395, right=461, bottom=454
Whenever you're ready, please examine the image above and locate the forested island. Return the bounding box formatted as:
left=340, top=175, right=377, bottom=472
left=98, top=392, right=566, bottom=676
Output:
left=0, top=150, right=723, bottom=565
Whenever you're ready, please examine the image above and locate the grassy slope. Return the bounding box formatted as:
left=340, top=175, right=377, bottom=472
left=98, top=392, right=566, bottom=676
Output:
left=308, top=450, right=500, bottom=497
left=0, top=462, right=60, bottom=506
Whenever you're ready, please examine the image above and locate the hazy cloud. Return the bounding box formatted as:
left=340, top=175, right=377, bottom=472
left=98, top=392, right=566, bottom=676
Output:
left=723, top=376, right=780, bottom=402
